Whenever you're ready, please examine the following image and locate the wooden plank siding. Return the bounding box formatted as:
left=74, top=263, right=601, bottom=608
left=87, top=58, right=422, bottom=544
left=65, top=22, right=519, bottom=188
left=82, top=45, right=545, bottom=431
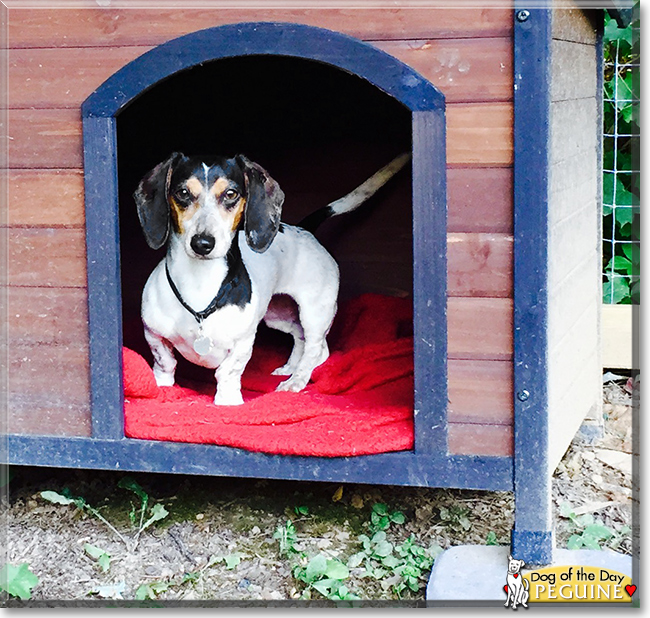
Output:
left=6, top=224, right=511, bottom=296
left=449, top=424, right=513, bottom=457
left=7, top=228, right=87, bottom=287
left=7, top=286, right=91, bottom=437
left=7, top=167, right=513, bottom=233
left=8, top=344, right=92, bottom=437
left=546, top=7, right=601, bottom=471
left=5, top=5, right=515, bottom=456
left=7, top=286, right=513, bottom=362
left=7, top=105, right=513, bottom=169
left=7, top=169, right=85, bottom=227
left=7, top=7, right=513, bottom=48
left=8, top=38, right=512, bottom=108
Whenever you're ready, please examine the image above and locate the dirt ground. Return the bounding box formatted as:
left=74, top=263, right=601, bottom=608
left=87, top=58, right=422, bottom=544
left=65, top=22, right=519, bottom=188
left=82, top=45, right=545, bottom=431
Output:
left=1, top=376, right=637, bottom=606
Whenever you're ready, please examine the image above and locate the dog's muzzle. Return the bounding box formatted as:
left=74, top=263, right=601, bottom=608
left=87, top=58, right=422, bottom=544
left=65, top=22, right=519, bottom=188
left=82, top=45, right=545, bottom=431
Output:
left=190, top=233, right=216, bottom=256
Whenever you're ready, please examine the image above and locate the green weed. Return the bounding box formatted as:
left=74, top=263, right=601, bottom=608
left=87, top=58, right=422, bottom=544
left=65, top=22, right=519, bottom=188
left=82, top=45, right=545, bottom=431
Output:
left=84, top=544, right=112, bottom=573
left=40, top=478, right=168, bottom=552
left=369, top=503, right=405, bottom=533
left=293, top=554, right=359, bottom=601
left=40, top=489, right=131, bottom=547
left=135, top=580, right=170, bottom=601
left=0, top=563, right=40, bottom=600
left=349, top=529, right=441, bottom=597
left=559, top=503, right=628, bottom=551
left=118, top=477, right=169, bottom=550
left=438, top=504, right=471, bottom=532
left=273, top=519, right=299, bottom=557
left=278, top=501, right=440, bottom=601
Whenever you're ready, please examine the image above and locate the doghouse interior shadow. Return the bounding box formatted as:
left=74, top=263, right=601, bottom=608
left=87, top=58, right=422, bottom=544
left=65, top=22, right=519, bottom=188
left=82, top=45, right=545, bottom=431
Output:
left=117, top=55, right=413, bottom=383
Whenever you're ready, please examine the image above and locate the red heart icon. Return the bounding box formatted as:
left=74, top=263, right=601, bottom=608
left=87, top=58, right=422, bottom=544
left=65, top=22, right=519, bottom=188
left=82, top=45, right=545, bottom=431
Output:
left=504, top=585, right=508, bottom=593
left=625, top=585, right=637, bottom=597
left=514, top=573, right=519, bottom=578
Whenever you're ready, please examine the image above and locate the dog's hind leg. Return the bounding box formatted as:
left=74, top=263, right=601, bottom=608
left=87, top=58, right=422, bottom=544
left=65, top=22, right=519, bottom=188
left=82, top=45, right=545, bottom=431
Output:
left=270, top=325, right=305, bottom=376
left=263, top=295, right=305, bottom=376
left=145, top=326, right=177, bottom=387
left=275, top=292, right=337, bottom=393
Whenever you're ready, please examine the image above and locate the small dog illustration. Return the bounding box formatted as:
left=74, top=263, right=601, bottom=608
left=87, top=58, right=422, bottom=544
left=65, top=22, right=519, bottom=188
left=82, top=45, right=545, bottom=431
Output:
left=504, top=555, right=529, bottom=609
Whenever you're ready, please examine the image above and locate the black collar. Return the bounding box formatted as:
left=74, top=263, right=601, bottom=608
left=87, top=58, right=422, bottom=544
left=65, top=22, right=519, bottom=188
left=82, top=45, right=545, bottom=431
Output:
left=165, top=237, right=252, bottom=323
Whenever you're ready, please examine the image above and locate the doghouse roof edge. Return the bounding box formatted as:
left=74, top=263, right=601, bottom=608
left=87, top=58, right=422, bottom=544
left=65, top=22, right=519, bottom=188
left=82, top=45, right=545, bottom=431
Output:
left=81, top=21, right=446, bottom=118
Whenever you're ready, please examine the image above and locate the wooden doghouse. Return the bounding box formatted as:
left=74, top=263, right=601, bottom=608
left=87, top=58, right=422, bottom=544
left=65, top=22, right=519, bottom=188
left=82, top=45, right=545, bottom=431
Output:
left=4, top=2, right=609, bottom=564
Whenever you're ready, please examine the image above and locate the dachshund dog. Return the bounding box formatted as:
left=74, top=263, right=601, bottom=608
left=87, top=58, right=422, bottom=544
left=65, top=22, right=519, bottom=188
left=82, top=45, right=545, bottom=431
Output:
left=134, top=152, right=410, bottom=405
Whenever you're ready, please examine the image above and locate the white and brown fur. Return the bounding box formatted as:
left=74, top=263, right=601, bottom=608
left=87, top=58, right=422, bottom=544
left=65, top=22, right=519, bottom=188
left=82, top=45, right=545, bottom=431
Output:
left=135, top=152, right=410, bottom=406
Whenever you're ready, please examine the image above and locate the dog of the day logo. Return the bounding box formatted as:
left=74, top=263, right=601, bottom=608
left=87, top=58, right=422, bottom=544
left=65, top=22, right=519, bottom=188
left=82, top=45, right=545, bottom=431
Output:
left=504, top=560, right=636, bottom=606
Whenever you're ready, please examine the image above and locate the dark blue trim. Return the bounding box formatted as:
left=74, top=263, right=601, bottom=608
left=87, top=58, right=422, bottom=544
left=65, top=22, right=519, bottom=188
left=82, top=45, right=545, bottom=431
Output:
left=412, top=112, right=448, bottom=454
left=82, top=22, right=444, bottom=118
left=82, top=116, right=124, bottom=440
left=80, top=22, right=451, bottom=481
left=4, top=434, right=513, bottom=491
left=510, top=530, right=555, bottom=567
left=512, top=7, right=553, bottom=565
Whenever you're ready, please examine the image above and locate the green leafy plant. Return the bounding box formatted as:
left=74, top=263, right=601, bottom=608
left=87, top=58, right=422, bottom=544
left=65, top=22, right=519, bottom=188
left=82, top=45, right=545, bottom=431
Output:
left=602, top=5, right=640, bottom=304
left=293, top=554, right=359, bottom=601
left=118, top=477, right=169, bottom=550
left=84, top=544, right=112, bottom=573
left=40, top=489, right=131, bottom=547
left=277, top=503, right=439, bottom=600
left=346, top=504, right=442, bottom=598
left=40, top=480, right=168, bottom=552
left=349, top=530, right=440, bottom=597
left=392, top=535, right=440, bottom=596
left=210, top=552, right=246, bottom=570
left=369, top=503, right=405, bottom=534
left=274, top=516, right=359, bottom=601
left=349, top=530, right=395, bottom=580
left=273, top=519, right=299, bottom=557
left=0, top=563, right=40, bottom=600
left=559, top=503, right=618, bottom=550
left=438, top=504, right=472, bottom=532
left=485, top=531, right=498, bottom=546
left=135, top=580, right=170, bottom=601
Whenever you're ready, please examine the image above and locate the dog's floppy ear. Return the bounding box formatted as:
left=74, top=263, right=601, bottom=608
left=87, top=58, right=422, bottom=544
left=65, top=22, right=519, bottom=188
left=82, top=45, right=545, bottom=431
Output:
left=134, top=152, right=184, bottom=250
left=235, top=155, right=284, bottom=253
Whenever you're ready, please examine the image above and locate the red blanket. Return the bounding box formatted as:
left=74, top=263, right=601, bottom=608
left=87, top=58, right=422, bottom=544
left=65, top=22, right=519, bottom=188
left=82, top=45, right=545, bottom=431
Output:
left=124, top=294, right=414, bottom=457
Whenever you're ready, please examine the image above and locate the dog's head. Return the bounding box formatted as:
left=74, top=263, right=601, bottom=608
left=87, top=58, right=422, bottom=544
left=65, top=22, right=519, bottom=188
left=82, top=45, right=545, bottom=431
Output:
left=134, top=153, right=284, bottom=258
left=507, top=556, right=525, bottom=574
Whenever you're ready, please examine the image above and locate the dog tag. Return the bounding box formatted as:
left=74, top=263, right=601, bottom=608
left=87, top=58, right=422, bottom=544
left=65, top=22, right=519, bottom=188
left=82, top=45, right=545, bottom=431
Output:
left=193, top=335, right=213, bottom=355
left=193, top=323, right=213, bottom=355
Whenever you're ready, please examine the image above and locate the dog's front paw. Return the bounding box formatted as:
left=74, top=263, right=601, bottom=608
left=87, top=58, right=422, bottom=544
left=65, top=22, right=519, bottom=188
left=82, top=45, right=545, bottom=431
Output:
left=214, top=391, right=245, bottom=406
left=153, top=368, right=175, bottom=387
left=276, top=375, right=309, bottom=393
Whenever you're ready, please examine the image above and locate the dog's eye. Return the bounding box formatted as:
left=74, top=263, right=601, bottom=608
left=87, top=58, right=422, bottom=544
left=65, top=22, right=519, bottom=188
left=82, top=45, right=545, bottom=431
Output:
left=224, top=189, right=240, bottom=202
left=174, top=188, right=191, bottom=202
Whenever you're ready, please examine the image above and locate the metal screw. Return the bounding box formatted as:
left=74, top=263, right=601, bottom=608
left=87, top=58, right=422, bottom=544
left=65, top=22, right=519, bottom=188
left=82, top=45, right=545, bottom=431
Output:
left=517, top=390, right=530, bottom=402
left=516, top=10, right=530, bottom=22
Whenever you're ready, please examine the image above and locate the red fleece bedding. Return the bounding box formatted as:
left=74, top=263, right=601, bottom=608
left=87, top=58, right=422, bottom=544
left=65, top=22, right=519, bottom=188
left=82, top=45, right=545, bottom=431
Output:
left=124, top=294, right=415, bottom=457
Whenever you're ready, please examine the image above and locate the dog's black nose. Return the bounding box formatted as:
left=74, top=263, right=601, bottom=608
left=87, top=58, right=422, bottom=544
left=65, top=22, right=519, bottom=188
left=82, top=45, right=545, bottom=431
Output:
left=190, top=233, right=216, bottom=256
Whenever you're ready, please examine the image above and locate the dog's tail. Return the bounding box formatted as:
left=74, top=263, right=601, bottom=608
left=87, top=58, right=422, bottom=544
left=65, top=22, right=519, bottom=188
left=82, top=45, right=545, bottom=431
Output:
left=298, top=152, right=411, bottom=233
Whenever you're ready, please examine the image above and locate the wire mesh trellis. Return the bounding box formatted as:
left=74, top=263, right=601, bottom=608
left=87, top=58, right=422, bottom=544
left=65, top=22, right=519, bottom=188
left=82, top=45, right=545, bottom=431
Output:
left=602, top=17, right=640, bottom=305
